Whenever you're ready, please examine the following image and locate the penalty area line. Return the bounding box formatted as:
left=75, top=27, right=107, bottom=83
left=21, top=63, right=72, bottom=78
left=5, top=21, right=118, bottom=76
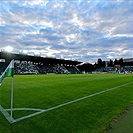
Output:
left=12, top=82, right=133, bottom=123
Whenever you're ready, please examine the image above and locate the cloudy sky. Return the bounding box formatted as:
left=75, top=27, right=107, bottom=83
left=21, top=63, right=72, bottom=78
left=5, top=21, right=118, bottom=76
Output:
left=0, top=0, right=132, bottom=63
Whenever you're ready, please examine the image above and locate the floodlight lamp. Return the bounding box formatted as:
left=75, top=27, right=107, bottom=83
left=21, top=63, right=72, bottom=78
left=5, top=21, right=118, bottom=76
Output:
left=34, top=52, right=40, bottom=56
left=23, top=50, right=28, bottom=54
left=5, top=46, right=13, bottom=52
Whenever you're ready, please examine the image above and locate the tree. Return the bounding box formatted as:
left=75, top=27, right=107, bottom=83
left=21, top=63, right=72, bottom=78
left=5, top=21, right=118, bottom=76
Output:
left=114, top=59, right=118, bottom=65
left=108, top=59, right=113, bottom=67
left=102, top=61, right=106, bottom=67
left=97, top=58, right=103, bottom=68
left=77, top=63, right=94, bottom=72
left=118, top=58, right=123, bottom=66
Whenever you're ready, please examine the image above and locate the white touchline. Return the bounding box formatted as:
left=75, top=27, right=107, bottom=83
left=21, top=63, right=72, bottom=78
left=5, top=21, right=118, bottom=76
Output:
left=11, top=82, right=133, bottom=123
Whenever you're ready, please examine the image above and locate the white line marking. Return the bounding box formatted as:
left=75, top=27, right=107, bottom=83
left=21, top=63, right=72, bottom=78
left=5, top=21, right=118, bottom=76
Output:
left=12, top=82, right=133, bottom=123
left=5, top=108, right=44, bottom=111
left=0, top=105, right=15, bottom=123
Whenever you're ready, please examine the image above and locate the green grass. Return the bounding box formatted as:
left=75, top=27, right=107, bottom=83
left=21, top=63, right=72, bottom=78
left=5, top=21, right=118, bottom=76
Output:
left=0, top=74, right=133, bottom=133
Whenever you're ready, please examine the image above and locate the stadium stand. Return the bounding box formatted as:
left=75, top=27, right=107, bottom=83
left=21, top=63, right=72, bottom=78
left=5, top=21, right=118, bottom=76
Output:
left=15, top=61, right=39, bottom=74
left=0, top=62, right=9, bottom=74
left=123, top=66, right=133, bottom=74
left=14, top=62, right=80, bottom=74
left=65, top=66, right=81, bottom=74
left=94, top=67, right=115, bottom=73
left=0, top=51, right=82, bottom=74
left=93, top=66, right=133, bottom=74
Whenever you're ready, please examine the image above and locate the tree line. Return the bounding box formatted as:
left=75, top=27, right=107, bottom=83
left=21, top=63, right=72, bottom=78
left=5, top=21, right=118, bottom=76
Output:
left=77, top=58, right=133, bottom=72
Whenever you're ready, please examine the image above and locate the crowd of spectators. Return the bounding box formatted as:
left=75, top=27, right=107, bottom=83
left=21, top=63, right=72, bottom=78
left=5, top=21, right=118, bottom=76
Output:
left=15, top=62, right=39, bottom=74
left=13, top=61, right=80, bottom=74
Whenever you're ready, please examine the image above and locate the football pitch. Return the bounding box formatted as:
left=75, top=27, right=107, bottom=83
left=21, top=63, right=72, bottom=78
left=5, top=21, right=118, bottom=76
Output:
left=0, top=74, right=133, bottom=133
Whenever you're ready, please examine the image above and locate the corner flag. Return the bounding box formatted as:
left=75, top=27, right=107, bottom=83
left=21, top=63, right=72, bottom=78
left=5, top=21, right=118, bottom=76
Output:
left=0, top=59, right=14, bottom=85
left=0, top=59, right=14, bottom=123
